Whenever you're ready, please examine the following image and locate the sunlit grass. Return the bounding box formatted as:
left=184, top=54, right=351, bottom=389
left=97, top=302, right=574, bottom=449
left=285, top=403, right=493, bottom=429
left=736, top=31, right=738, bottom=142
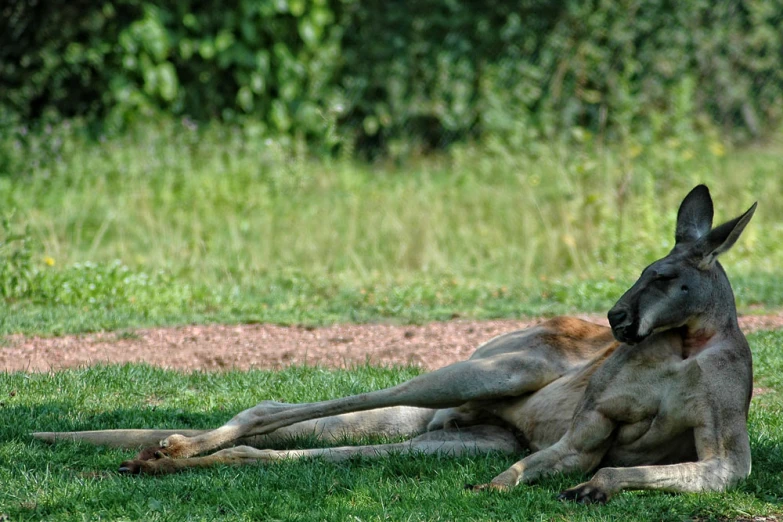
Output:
left=1, top=329, right=783, bottom=521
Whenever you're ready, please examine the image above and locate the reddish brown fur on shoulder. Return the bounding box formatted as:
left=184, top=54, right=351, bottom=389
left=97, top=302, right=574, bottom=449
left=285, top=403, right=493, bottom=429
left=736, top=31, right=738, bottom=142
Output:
left=524, top=316, right=618, bottom=369
left=568, top=340, right=622, bottom=387
left=541, top=316, right=614, bottom=341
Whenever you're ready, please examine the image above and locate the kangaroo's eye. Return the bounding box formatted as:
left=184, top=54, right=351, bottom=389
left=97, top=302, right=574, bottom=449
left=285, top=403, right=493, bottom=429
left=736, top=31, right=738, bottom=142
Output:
left=681, top=285, right=689, bottom=292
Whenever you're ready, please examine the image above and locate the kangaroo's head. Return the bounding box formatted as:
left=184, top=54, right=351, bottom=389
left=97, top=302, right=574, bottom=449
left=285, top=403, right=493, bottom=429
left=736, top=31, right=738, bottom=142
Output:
left=607, top=184, right=757, bottom=345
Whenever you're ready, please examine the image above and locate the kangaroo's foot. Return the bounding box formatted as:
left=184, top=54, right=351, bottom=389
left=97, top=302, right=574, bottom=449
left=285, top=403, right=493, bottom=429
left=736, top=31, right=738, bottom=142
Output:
left=119, top=433, right=195, bottom=475
left=118, top=451, right=180, bottom=475
left=131, top=433, right=194, bottom=462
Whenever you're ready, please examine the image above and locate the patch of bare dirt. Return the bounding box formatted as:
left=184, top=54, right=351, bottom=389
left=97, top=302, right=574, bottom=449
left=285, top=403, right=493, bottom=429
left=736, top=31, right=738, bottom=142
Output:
left=2, top=313, right=783, bottom=374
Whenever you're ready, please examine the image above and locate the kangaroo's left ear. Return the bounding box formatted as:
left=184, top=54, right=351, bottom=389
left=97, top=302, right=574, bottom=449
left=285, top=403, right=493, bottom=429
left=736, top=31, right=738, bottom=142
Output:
left=694, top=202, right=757, bottom=270
left=676, top=184, right=714, bottom=244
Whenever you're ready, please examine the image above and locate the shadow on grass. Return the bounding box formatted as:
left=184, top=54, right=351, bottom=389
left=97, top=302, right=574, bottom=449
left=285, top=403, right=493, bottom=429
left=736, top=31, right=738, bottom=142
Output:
left=2, top=403, right=226, bottom=442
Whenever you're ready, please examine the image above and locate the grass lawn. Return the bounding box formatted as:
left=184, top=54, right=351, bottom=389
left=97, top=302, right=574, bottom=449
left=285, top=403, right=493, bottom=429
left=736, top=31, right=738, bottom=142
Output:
left=1, top=328, right=783, bottom=521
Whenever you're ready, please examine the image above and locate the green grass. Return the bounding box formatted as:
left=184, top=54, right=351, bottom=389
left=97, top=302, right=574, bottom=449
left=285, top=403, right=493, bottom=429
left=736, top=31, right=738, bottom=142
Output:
left=4, top=270, right=783, bottom=336
left=1, top=122, right=783, bottom=334
left=2, top=329, right=783, bottom=521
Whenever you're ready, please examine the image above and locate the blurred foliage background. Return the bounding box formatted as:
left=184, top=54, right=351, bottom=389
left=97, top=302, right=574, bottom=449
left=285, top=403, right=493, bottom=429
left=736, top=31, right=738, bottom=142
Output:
left=2, top=0, right=783, bottom=156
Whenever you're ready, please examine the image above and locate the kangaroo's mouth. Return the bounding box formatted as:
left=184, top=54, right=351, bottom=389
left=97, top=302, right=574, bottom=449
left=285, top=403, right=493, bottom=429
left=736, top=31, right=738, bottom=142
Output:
left=610, top=322, right=648, bottom=345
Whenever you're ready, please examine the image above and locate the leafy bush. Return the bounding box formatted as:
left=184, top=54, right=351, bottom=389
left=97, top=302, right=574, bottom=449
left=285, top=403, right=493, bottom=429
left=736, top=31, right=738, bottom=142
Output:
left=2, top=0, right=782, bottom=154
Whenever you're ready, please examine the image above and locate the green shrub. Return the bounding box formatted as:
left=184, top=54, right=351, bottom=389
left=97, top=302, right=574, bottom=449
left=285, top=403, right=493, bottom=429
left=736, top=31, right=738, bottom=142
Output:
left=2, top=0, right=782, bottom=154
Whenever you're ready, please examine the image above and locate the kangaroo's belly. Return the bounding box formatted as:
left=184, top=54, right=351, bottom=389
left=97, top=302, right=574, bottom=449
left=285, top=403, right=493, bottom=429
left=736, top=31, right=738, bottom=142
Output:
left=490, top=371, right=590, bottom=451
left=491, top=376, right=698, bottom=464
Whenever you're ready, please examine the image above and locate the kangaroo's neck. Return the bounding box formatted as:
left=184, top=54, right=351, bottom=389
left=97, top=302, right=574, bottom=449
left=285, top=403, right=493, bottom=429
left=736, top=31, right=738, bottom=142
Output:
left=681, top=265, right=742, bottom=356
left=680, top=325, right=719, bottom=357
left=683, top=303, right=741, bottom=358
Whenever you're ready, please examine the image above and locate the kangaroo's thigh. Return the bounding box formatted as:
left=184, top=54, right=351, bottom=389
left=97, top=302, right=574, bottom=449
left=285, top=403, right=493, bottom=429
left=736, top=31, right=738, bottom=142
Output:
left=240, top=405, right=437, bottom=448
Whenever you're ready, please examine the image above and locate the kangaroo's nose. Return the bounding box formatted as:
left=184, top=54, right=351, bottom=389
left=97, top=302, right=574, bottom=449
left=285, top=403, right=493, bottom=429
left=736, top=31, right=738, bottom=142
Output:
left=607, top=308, right=629, bottom=327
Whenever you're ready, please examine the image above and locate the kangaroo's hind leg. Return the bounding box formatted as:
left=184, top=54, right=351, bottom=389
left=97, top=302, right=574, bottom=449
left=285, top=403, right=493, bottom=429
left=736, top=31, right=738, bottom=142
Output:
left=118, top=425, right=523, bottom=475
left=35, top=403, right=437, bottom=454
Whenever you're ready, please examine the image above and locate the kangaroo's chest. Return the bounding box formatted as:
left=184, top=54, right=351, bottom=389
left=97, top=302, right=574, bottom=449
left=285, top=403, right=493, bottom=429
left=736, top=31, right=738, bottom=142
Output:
left=590, top=347, right=703, bottom=464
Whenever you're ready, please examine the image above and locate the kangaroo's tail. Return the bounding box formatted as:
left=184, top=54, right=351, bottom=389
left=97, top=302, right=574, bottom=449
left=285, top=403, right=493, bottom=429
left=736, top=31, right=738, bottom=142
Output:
left=32, top=429, right=209, bottom=449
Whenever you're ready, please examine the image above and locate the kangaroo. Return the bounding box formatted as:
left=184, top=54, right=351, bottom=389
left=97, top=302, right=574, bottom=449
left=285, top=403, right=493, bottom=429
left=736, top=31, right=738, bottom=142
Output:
left=34, top=184, right=757, bottom=503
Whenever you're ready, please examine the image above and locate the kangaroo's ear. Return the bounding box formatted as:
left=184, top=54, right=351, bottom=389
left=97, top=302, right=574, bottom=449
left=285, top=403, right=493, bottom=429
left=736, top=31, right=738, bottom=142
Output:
left=676, top=185, right=714, bottom=244
left=694, top=202, right=757, bottom=270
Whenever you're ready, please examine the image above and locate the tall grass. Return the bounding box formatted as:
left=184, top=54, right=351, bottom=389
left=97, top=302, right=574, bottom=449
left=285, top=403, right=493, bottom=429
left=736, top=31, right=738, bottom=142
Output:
left=1, top=121, right=782, bottom=333
left=4, top=121, right=782, bottom=287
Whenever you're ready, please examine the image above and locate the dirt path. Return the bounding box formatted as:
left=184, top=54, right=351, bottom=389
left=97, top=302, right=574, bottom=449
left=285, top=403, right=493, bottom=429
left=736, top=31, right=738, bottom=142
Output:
left=3, top=313, right=783, bottom=374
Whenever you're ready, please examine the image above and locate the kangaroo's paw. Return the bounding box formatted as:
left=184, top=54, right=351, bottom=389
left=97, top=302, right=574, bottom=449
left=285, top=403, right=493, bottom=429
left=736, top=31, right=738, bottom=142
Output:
left=153, top=434, right=192, bottom=458
left=120, top=436, right=192, bottom=475
left=118, top=454, right=180, bottom=475
left=134, top=446, right=170, bottom=461
left=558, top=482, right=610, bottom=504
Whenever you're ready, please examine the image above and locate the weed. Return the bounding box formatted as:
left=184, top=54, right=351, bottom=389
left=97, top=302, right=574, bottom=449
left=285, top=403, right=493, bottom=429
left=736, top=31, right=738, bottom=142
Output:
left=0, top=213, right=36, bottom=300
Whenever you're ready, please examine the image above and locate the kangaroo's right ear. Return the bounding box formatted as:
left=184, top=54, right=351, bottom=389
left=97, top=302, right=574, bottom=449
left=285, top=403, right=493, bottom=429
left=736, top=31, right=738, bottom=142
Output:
left=693, top=201, right=757, bottom=270
left=675, top=184, right=714, bottom=244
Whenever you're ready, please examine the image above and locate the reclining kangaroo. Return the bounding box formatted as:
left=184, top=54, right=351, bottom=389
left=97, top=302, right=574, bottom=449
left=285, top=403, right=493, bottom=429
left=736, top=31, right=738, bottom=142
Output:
left=35, top=184, right=757, bottom=503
